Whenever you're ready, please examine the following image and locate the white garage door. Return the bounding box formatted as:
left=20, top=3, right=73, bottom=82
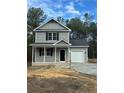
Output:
left=71, top=51, right=85, bottom=63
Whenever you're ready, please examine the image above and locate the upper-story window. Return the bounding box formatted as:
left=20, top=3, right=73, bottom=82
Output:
left=47, top=32, right=58, bottom=40
left=48, top=33, right=52, bottom=40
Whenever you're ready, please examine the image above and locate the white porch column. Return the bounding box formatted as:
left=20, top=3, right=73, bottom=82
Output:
left=55, top=47, right=56, bottom=63
left=34, top=47, right=36, bottom=62
left=32, top=47, right=34, bottom=63
left=44, top=47, right=46, bottom=63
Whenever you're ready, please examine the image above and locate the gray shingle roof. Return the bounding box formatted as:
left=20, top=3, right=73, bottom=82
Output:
left=70, top=39, right=89, bottom=46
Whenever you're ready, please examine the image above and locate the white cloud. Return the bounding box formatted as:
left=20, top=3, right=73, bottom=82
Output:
left=92, top=19, right=97, bottom=23
left=75, top=0, right=85, bottom=6
left=65, top=2, right=81, bottom=15
left=55, top=4, right=62, bottom=8
left=27, top=0, right=64, bottom=18
left=28, top=0, right=83, bottom=19
left=54, top=0, right=63, bottom=9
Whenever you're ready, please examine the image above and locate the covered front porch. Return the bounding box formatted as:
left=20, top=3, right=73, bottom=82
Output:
left=31, top=43, right=71, bottom=63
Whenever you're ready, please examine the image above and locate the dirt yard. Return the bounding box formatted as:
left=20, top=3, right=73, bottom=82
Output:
left=27, top=65, right=97, bottom=93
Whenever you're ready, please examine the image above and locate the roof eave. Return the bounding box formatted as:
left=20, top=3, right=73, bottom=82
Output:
left=70, top=46, right=89, bottom=48
left=33, top=18, right=71, bottom=31
left=34, top=29, right=71, bottom=32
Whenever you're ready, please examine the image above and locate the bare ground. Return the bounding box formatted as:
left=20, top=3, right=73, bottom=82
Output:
left=27, top=65, right=97, bottom=93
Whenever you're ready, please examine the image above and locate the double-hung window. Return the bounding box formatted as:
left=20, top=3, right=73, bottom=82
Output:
left=48, top=33, right=52, bottom=40
left=48, top=32, right=57, bottom=40
left=53, top=32, right=57, bottom=40
left=39, top=48, right=44, bottom=56
left=46, top=48, right=53, bottom=56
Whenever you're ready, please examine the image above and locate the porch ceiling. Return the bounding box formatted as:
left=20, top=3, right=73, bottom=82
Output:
left=30, top=43, right=70, bottom=47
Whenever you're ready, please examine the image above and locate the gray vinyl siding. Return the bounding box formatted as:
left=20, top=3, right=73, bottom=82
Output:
left=35, top=31, right=69, bottom=43
left=35, top=47, right=68, bottom=62
left=35, top=48, right=44, bottom=62
left=35, top=32, right=46, bottom=43
left=59, top=32, right=69, bottom=43
left=38, top=21, right=66, bottom=30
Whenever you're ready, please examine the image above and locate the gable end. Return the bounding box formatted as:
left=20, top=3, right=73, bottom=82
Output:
left=34, top=18, right=71, bottom=31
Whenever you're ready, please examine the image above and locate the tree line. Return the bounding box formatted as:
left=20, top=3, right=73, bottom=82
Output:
left=27, top=7, right=97, bottom=62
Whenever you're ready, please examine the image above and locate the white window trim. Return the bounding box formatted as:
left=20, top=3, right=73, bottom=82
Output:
left=48, top=32, right=57, bottom=40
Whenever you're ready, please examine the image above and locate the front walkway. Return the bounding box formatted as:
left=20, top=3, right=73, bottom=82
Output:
left=71, top=63, right=97, bottom=76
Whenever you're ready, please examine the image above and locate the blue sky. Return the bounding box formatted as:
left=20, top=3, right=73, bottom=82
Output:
left=28, top=0, right=97, bottom=22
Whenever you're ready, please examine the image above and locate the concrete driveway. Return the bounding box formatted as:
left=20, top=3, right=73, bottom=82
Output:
left=71, top=63, right=97, bottom=76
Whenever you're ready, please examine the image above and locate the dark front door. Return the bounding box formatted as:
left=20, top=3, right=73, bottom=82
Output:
left=60, top=50, right=65, bottom=61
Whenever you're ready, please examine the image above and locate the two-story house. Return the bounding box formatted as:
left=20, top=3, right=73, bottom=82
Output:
left=30, top=18, right=89, bottom=64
